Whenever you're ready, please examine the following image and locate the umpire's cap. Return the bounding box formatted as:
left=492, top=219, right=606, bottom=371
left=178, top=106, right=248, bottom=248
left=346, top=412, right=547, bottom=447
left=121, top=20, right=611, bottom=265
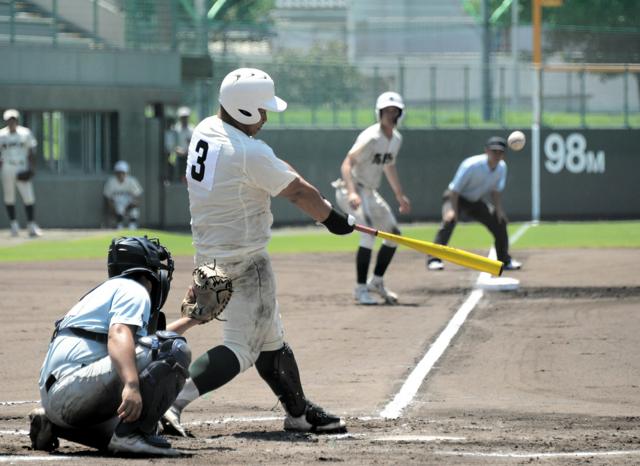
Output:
left=486, top=136, right=507, bottom=152
left=3, top=109, right=19, bottom=121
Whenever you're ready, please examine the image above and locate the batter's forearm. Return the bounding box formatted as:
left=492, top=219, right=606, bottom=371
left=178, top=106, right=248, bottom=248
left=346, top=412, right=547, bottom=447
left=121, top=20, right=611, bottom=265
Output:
left=279, top=176, right=331, bottom=222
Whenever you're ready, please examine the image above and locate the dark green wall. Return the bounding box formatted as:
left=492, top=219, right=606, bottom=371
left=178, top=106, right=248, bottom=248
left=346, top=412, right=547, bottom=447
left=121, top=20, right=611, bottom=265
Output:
left=2, top=128, right=637, bottom=230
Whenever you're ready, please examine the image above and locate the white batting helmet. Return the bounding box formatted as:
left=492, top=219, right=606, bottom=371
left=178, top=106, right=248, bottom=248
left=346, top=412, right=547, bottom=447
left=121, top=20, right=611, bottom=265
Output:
left=375, top=92, right=405, bottom=122
left=219, top=68, right=287, bottom=125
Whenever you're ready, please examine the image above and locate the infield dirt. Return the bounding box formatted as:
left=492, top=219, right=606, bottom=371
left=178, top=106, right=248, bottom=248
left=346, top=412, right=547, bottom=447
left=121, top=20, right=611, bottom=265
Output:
left=1, top=247, right=639, bottom=465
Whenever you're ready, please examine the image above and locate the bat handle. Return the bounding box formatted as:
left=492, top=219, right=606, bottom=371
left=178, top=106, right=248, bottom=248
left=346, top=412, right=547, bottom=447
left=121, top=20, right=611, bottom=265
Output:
left=354, top=224, right=378, bottom=237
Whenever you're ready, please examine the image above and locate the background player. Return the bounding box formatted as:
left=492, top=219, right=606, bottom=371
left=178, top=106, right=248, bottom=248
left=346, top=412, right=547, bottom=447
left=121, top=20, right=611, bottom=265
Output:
left=103, top=160, right=143, bottom=230
left=165, top=106, right=194, bottom=183
left=332, top=92, right=411, bottom=305
left=162, top=67, right=354, bottom=437
left=426, top=136, right=522, bottom=271
left=0, top=109, right=42, bottom=237
left=31, top=236, right=200, bottom=457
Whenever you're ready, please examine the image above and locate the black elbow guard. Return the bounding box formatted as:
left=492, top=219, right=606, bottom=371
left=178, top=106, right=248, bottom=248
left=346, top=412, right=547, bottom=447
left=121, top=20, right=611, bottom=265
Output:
left=322, top=208, right=355, bottom=235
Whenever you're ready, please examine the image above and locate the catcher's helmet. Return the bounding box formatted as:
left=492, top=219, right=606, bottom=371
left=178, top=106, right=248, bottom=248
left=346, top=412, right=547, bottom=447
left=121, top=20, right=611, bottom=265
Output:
left=375, top=91, right=405, bottom=123
left=219, top=68, right=287, bottom=125
left=107, top=236, right=174, bottom=313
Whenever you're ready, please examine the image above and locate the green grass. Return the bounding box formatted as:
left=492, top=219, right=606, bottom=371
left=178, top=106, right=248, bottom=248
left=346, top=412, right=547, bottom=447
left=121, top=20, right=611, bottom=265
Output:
left=0, top=221, right=638, bottom=263
left=266, top=105, right=640, bottom=129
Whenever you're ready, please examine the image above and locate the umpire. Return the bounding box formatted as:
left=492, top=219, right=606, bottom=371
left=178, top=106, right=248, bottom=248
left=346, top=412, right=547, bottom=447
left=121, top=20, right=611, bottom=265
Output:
left=427, top=136, right=522, bottom=271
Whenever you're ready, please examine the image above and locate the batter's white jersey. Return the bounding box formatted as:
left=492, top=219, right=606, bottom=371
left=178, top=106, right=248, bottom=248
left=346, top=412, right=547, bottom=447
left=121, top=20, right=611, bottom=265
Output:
left=186, top=115, right=297, bottom=260
left=0, top=125, right=36, bottom=170
left=349, top=123, right=402, bottom=190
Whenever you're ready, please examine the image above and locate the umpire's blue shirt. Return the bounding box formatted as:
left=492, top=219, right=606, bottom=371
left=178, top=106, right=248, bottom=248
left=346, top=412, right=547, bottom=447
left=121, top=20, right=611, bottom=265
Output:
left=448, top=154, right=507, bottom=202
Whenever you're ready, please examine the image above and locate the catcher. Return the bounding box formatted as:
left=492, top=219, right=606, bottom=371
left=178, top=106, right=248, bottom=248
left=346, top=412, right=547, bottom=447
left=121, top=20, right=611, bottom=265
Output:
left=31, top=236, right=232, bottom=457
left=0, top=109, right=42, bottom=237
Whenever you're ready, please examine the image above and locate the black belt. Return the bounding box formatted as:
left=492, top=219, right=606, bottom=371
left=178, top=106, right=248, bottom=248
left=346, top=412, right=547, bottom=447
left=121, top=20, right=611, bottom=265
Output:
left=67, top=327, right=108, bottom=343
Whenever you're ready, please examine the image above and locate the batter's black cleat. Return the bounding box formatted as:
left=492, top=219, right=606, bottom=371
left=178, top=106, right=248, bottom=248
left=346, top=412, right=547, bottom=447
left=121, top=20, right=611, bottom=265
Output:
left=284, top=402, right=347, bottom=433
left=28, top=407, right=59, bottom=452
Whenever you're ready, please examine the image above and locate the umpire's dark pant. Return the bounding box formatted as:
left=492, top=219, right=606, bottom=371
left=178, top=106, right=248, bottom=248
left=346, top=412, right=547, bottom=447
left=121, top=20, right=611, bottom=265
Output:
left=431, top=191, right=512, bottom=264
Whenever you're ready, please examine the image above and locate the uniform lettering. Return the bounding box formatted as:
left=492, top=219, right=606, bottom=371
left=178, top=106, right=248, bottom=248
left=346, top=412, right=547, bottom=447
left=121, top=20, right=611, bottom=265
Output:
left=373, top=153, right=393, bottom=165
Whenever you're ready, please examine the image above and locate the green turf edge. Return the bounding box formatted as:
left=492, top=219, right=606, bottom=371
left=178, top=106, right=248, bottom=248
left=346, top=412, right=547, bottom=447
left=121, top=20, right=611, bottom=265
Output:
left=0, top=221, right=638, bottom=263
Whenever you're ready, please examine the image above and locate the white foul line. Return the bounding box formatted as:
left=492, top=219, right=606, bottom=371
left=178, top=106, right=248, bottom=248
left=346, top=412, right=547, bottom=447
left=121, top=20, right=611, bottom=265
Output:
left=380, top=222, right=533, bottom=419
left=436, top=449, right=640, bottom=459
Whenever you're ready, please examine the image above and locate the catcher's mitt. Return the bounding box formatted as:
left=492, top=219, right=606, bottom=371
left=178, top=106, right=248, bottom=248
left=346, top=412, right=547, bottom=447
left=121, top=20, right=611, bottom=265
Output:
left=181, top=262, right=233, bottom=323
left=16, top=169, right=34, bottom=181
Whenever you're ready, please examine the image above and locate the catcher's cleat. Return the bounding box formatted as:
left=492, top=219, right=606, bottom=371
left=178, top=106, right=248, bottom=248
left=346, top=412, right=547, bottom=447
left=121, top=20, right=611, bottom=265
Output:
left=427, top=259, right=444, bottom=271
left=354, top=284, right=377, bottom=305
left=366, top=276, right=398, bottom=305
left=28, top=408, right=59, bottom=452
left=284, top=402, right=347, bottom=434
left=108, top=431, right=181, bottom=457
left=161, top=406, right=191, bottom=437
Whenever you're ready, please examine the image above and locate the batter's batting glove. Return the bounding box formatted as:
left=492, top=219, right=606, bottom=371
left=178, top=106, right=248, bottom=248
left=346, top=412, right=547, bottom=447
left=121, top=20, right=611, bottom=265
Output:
left=322, top=208, right=355, bottom=235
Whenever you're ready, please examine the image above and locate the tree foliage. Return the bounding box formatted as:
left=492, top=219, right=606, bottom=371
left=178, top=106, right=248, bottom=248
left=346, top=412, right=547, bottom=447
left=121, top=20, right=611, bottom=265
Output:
left=274, top=42, right=366, bottom=107
left=465, top=0, right=640, bottom=62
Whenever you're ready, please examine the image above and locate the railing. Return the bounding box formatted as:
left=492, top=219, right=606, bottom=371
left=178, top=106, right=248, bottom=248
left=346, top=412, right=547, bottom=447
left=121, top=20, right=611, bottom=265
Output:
left=188, top=57, right=640, bottom=129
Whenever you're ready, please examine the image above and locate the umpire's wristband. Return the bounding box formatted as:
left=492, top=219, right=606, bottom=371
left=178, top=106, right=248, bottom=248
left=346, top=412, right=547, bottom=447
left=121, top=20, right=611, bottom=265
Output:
left=322, top=208, right=355, bottom=235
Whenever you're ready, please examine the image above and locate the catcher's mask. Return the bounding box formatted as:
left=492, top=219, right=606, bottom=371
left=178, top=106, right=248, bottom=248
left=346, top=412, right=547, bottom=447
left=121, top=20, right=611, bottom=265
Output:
left=375, top=91, right=405, bottom=124
left=219, top=67, right=287, bottom=125
left=107, top=236, right=174, bottom=314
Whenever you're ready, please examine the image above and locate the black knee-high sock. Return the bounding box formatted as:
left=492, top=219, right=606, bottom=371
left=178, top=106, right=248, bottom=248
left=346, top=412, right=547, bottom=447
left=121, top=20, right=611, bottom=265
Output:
left=190, top=345, right=240, bottom=395
left=5, top=204, right=15, bottom=221
left=373, top=244, right=397, bottom=277
left=356, top=247, right=372, bottom=284
left=25, top=204, right=34, bottom=222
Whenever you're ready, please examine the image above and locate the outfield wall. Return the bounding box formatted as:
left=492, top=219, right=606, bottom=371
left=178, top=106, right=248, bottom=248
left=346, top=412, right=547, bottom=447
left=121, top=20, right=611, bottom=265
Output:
left=1, top=128, right=637, bottom=230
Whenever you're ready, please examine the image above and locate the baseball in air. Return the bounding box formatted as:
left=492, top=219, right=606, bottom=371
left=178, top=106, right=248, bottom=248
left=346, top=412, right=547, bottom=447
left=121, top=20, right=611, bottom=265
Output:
left=508, top=131, right=526, bottom=151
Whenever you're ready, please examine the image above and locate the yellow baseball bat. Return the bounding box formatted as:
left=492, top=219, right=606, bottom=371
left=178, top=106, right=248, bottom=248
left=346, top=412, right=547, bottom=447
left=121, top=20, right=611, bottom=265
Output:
left=354, top=224, right=503, bottom=276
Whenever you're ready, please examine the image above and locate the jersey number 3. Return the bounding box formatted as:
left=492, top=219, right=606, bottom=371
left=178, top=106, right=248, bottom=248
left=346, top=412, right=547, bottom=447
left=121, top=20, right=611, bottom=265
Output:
left=190, top=140, right=208, bottom=181
left=187, top=137, right=220, bottom=191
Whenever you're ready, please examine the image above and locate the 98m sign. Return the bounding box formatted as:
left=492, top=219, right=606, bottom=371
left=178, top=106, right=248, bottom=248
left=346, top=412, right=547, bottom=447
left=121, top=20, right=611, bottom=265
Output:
left=544, top=133, right=606, bottom=174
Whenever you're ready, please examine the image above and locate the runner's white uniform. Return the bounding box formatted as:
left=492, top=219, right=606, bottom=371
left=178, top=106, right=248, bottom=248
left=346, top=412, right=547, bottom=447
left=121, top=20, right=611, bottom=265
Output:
left=334, top=123, right=402, bottom=244
left=186, top=115, right=297, bottom=371
left=0, top=125, right=37, bottom=204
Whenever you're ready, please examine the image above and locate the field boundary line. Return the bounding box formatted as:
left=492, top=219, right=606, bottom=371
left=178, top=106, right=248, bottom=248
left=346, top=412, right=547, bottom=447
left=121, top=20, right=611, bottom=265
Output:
left=379, top=222, right=532, bottom=419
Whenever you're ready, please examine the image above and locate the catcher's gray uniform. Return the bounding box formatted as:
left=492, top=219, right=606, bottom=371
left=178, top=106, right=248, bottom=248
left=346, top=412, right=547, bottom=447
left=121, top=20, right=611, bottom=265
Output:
left=333, top=123, right=402, bottom=249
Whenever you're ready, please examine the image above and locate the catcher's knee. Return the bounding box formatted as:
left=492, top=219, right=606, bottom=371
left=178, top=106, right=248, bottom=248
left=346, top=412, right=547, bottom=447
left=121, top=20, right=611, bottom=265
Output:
left=255, top=343, right=306, bottom=417
left=135, top=331, right=191, bottom=433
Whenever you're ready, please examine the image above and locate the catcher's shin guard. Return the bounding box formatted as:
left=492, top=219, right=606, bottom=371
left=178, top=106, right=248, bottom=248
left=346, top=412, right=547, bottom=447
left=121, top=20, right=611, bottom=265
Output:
left=255, top=343, right=307, bottom=417
left=117, top=333, right=191, bottom=436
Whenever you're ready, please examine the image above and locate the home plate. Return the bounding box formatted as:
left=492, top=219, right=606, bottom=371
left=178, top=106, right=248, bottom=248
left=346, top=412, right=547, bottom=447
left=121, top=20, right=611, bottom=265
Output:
left=476, top=276, right=520, bottom=291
